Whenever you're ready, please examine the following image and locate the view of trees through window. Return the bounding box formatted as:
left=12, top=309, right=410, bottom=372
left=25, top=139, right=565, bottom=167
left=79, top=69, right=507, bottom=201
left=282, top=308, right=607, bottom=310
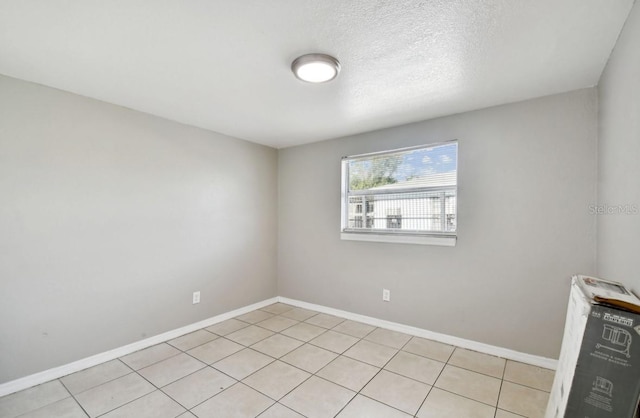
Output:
left=349, top=154, right=402, bottom=190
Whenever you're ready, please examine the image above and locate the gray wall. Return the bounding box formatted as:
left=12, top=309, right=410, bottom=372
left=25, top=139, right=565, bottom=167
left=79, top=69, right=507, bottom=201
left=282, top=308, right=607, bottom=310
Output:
left=278, top=89, right=598, bottom=359
left=0, top=75, right=278, bottom=383
left=597, top=2, right=640, bottom=291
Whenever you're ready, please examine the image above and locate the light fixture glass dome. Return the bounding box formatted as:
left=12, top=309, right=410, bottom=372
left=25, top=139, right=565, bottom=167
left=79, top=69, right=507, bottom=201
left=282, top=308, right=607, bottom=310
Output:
left=291, top=53, right=340, bottom=83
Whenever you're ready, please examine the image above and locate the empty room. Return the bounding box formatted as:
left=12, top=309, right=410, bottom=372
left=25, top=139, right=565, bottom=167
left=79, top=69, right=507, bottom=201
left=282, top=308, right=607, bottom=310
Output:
left=1, top=1, right=639, bottom=417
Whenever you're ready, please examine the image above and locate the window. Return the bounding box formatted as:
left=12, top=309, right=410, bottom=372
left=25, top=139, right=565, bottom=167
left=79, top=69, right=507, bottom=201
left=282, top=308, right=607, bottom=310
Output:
left=341, top=141, right=458, bottom=246
left=386, top=208, right=402, bottom=229
left=386, top=214, right=402, bottom=229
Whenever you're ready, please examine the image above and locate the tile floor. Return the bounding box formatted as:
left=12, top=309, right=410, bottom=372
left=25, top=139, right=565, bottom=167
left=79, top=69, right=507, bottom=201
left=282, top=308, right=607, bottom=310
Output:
left=0, top=303, right=555, bottom=418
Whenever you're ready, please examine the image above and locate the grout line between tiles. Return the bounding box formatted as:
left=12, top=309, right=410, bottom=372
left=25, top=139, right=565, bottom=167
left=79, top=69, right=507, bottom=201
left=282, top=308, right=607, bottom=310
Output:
left=501, top=377, right=552, bottom=394
left=167, top=371, right=239, bottom=412
left=414, top=352, right=448, bottom=416
left=434, top=362, right=503, bottom=408
left=357, top=392, right=422, bottom=417
left=137, top=343, right=238, bottom=412
left=441, top=361, right=506, bottom=381
left=231, top=311, right=380, bottom=416
left=165, top=329, right=218, bottom=352
left=10, top=382, right=80, bottom=418
left=305, top=334, right=360, bottom=355
left=253, top=317, right=301, bottom=334
left=89, top=375, right=157, bottom=418
left=243, top=363, right=313, bottom=404
left=121, top=344, right=183, bottom=372
left=55, top=379, right=93, bottom=418
left=493, top=356, right=508, bottom=418
left=69, top=394, right=92, bottom=418
left=55, top=359, right=136, bottom=398
left=431, top=386, right=501, bottom=410
left=333, top=335, right=411, bottom=416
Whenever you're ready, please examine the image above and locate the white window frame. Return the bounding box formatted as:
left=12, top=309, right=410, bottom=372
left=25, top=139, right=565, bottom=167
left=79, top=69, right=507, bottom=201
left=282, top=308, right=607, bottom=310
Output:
left=340, top=141, right=458, bottom=246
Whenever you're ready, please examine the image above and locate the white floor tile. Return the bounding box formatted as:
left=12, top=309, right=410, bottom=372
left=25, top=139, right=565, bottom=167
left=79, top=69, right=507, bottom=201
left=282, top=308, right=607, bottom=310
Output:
left=17, top=397, right=87, bottom=418
left=60, top=360, right=131, bottom=395
left=251, top=333, right=304, bottom=359
left=332, top=320, right=375, bottom=338
left=212, top=348, right=274, bottom=380
left=99, top=390, right=185, bottom=418
left=256, top=316, right=298, bottom=333
left=434, top=365, right=501, bottom=406
left=402, top=337, right=455, bottom=363
left=497, top=381, right=549, bottom=418
left=417, top=387, right=496, bottom=418
left=75, top=373, right=155, bottom=417
left=361, top=370, right=430, bottom=415
left=205, top=319, right=249, bottom=336
left=342, top=340, right=397, bottom=367
left=120, top=344, right=180, bottom=370
left=309, top=330, right=359, bottom=354
left=258, top=402, right=305, bottom=418
left=448, top=347, right=506, bottom=378
left=187, top=337, right=244, bottom=364
left=281, top=322, right=326, bottom=342
left=226, top=325, right=274, bottom=346
left=280, top=376, right=355, bottom=418
left=316, top=356, right=380, bottom=392
left=137, top=353, right=205, bottom=387
left=280, top=344, right=337, bottom=374
left=167, top=330, right=218, bottom=352
left=384, top=351, right=444, bottom=385
left=259, top=303, right=295, bottom=315
left=162, top=367, right=235, bottom=409
left=337, top=395, right=412, bottom=418
left=304, top=313, right=345, bottom=329
left=191, top=383, right=273, bottom=418
left=0, top=380, right=70, bottom=418
left=242, top=360, right=310, bottom=400
left=503, top=360, right=555, bottom=392
left=364, top=328, right=412, bottom=349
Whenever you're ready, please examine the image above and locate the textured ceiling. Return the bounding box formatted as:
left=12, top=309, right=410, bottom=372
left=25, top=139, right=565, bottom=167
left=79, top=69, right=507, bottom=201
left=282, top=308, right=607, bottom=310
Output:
left=0, top=1, right=634, bottom=148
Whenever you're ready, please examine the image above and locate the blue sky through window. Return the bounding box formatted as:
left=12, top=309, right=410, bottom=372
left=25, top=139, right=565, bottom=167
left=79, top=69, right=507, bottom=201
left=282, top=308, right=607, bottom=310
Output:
left=348, top=142, right=457, bottom=189
left=395, top=142, right=457, bottom=181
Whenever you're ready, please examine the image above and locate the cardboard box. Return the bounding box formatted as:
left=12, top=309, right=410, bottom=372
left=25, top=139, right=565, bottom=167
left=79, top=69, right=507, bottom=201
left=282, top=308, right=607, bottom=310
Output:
left=546, top=275, right=640, bottom=418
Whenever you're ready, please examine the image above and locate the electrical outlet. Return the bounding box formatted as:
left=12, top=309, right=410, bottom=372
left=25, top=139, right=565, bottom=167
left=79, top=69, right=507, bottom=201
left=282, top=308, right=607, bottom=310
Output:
left=192, top=291, right=201, bottom=304
left=382, top=289, right=390, bottom=302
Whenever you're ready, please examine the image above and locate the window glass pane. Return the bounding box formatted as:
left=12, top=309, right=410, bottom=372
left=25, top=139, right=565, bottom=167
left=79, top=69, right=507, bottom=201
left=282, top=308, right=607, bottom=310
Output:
left=346, top=190, right=457, bottom=232
left=343, top=142, right=457, bottom=235
left=348, top=143, right=457, bottom=192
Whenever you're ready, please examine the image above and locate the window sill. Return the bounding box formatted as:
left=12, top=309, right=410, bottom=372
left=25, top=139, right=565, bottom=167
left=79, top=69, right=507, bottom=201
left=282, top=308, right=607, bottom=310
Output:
left=340, top=232, right=456, bottom=246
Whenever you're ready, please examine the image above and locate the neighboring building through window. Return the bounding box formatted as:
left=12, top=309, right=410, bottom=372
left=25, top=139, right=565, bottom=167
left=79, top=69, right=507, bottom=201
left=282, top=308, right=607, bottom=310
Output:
left=341, top=141, right=458, bottom=246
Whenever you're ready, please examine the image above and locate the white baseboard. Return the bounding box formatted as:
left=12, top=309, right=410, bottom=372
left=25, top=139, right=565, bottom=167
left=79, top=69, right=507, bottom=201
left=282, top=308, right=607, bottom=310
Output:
left=1, top=294, right=558, bottom=398
left=278, top=296, right=558, bottom=370
left=0, top=297, right=278, bottom=398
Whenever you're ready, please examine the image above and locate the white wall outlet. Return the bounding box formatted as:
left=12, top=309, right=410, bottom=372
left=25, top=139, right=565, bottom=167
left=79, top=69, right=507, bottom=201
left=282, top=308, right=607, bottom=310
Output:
left=192, top=291, right=201, bottom=304
left=382, top=289, right=390, bottom=302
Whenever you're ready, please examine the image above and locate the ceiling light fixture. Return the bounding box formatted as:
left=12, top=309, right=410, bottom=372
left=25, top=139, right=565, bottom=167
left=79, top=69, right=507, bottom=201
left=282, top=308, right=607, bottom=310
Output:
left=291, top=53, right=340, bottom=83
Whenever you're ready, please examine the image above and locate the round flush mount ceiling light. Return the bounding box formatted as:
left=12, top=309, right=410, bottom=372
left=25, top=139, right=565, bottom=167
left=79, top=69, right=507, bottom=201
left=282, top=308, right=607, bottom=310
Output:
left=291, top=53, right=341, bottom=83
